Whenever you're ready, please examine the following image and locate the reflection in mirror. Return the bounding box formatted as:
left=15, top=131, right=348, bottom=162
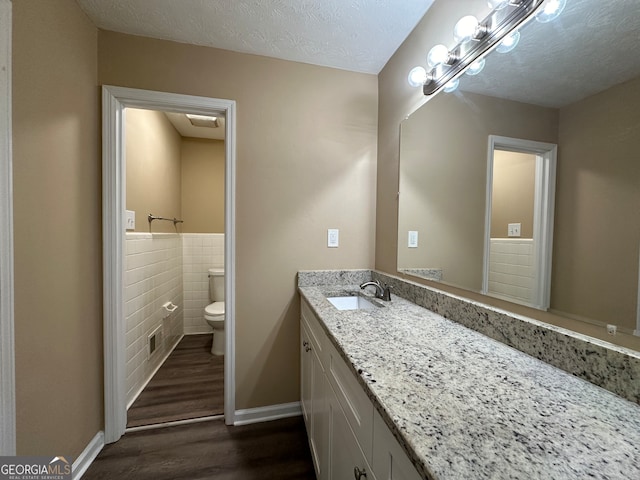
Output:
left=398, top=0, right=640, bottom=340
left=482, top=135, right=556, bottom=310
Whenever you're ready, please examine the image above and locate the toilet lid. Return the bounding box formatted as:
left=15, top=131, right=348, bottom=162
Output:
left=205, top=302, right=225, bottom=316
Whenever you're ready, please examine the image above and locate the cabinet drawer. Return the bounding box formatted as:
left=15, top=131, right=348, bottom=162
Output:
left=372, top=410, right=422, bottom=480
left=326, top=341, right=373, bottom=464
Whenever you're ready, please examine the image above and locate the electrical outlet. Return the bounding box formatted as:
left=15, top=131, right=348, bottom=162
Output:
left=328, top=229, right=339, bottom=248
left=607, top=324, right=617, bottom=335
left=126, top=210, right=136, bottom=230
left=507, top=223, right=521, bottom=237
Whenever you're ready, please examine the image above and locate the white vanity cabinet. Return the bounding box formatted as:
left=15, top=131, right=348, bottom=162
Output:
left=301, top=299, right=422, bottom=480
left=301, top=305, right=329, bottom=479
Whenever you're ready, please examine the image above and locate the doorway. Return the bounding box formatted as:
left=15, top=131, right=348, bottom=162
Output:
left=102, top=86, right=237, bottom=443
left=122, top=106, right=227, bottom=429
left=482, top=135, right=557, bottom=310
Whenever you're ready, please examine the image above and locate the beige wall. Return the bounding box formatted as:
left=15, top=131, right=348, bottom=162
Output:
left=378, top=0, right=640, bottom=349
left=491, top=151, right=535, bottom=239
left=397, top=91, right=556, bottom=290
left=126, top=108, right=182, bottom=233
left=12, top=0, right=103, bottom=457
left=99, top=31, right=378, bottom=409
left=181, top=138, right=225, bottom=233
left=552, top=76, right=640, bottom=328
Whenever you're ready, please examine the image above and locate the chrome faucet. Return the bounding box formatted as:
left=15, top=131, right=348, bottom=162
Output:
left=359, top=280, right=392, bottom=301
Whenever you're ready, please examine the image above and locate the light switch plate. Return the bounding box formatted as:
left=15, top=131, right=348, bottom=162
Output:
left=126, top=210, right=136, bottom=230
left=408, top=230, right=418, bottom=248
left=327, top=229, right=339, bottom=248
left=508, top=223, right=521, bottom=237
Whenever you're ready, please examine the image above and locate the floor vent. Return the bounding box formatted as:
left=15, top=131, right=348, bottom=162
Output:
left=148, top=326, right=163, bottom=358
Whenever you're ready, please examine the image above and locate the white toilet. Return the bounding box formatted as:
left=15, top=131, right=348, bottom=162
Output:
left=204, top=268, right=225, bottom=355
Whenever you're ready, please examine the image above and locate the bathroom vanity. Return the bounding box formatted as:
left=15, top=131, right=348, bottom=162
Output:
left=298, top=270, right=640, bottom=480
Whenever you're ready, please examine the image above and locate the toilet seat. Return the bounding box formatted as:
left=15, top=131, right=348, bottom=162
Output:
left=204, top=301, right=225, bottom=319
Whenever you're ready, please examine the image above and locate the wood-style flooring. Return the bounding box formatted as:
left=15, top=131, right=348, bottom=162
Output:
left=127, top=334, right=224, bottom=428
left=83, top=416, right=316, bottom=479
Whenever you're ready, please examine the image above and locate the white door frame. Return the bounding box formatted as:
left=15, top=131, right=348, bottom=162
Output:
left=102, top=85, right=237, bottom=443
left=0, top=0, right=16, bottom=456
left=482, top=135, right=557, bottom=310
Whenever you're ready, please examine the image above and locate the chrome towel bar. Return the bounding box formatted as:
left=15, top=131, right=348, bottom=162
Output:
left=148, top=214, right=184, bottom=226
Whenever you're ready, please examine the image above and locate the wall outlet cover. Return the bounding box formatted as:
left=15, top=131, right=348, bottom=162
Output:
left=408, top=230, right=418, bottom=248
left=507, top=223, right=521, bottom=237
left=126, top=210, right=136, bottom=230
left=328, top=229, right=339, bottom=248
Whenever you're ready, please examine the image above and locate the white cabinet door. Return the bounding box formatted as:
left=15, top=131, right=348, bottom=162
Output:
left=310, top=336, right=328, bottom=480
left=302, top=316, right=329, bottom=480
left=328, top=388, right=376, bottom=480
left=372, top=410, right=422, bottom=480
left=301, top=322, right=312, bottom=427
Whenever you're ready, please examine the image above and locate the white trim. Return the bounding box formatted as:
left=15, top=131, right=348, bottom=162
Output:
left=72, top=431, right=105, bottom=480
left=125, top=414, right=223, bottom=433
left=0, top=0, right=16, bottom=456
left=102, top=85, right=237, bottom=443
left=233, top=402, right=302, bottom=426
left=482, top=135, right=557, bottom=310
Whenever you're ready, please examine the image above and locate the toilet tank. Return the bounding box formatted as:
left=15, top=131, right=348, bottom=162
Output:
left=208, top=268, right=225, bottom=302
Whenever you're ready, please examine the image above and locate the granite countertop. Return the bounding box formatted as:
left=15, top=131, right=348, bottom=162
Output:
left=299, top=284, right=640, bottom=480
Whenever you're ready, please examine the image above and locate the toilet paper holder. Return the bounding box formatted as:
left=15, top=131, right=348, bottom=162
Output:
left=162, top=301, right=178, bottom=314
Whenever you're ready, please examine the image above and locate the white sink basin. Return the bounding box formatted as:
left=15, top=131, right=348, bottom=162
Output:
left=327, top=295, right=377, bottom=311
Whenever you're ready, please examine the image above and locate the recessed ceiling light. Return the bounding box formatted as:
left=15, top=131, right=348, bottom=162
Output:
left=186, top=114, right=219, bottom=128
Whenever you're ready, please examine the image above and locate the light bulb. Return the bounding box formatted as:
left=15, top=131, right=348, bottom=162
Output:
left=487, top=0, right=509, bottom=10
left=453, top=15, right=479, bottom=43
left=465, top=58, right=486, bottom=76
left=496, top=30, right=520, bottom=53
left=427, top=44, right=450, bottom=68
left=443, top=78, right=459, bottom=93
left=535, top=0, right=566, bottom=23
left=407, top=66, right=428, bottom=87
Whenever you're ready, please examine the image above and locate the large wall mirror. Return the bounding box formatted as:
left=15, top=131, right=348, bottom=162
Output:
left=398, top=0, right=639, bottom=339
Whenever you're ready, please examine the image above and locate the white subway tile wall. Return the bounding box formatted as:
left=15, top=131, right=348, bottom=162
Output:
left=124, top=233, right=184, bottom=406
left=488, top=238, right=535, bottom=304
left=182, top=233, right=225, bottom=334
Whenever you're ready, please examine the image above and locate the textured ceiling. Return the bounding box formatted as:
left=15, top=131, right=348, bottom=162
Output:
left=459, top=0, right=640, bottom=108
left=76, top=0, right=435, bottom=74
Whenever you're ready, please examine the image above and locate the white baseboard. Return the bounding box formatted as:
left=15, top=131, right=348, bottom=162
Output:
left=233, top=401, right=301, bottom=426
left=72, top=431, right=104, bottom=480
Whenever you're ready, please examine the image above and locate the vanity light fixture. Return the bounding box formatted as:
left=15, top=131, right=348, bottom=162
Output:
left=535, top=0, right=566, bottom=23
left=496, top=30, right=521, bottom=53
left=453, top=15, right=481, bottom=44
left=443, top=78, right=460, bottom=93
left=407, top=66, right=429, bottom=87
left=408, top=0, right=548, bottom=96
left=465, top=58, right=486, bottom=76
left=427, top=44, right=454, bottom=68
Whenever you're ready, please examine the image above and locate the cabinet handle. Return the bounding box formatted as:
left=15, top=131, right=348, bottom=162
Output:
left=302, top=340, right=309, bottom=347
left=305, top=346, right=311, bottom=352
left=353, top=466, right=367, bottom=479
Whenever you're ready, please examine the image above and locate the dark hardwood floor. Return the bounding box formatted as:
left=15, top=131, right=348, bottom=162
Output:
left=84, top=416, right=316, bottom=479
left=127, top=334, right=224, bottom=428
